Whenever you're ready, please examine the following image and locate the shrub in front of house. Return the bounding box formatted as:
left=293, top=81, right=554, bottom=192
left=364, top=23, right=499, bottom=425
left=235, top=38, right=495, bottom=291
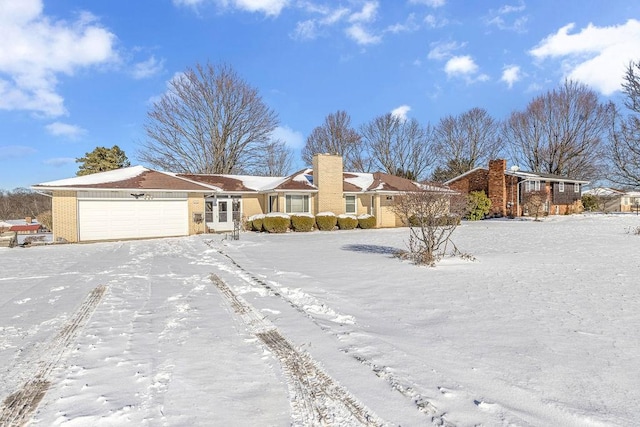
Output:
left=357, top=214, right=376, bottom=229
left=315, top=212, right=337, bottom=231
left=466, top=190, right=491, bottom=220
left=263, top=213, right=290, bottom=233
left=290, top=214, right=315, bottom=232
left=248, top=214, right=265, bottom=232
left=337, top=214, right=358, bottom=230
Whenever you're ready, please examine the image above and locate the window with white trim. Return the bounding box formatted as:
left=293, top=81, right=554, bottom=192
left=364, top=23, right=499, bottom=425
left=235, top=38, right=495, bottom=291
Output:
left=574, top=183, right=580, bottom=193
left=559, top=182, right=565, bottom=192
left=345, top=195, right=356, bottom=214
left=526, top=180, right=541, bottom=192
left=285, top=194, right=310, bottom=213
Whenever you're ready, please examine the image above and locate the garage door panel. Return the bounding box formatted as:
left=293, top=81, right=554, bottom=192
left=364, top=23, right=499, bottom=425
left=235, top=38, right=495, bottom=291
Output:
left=78, top=199, right=188, bottom=241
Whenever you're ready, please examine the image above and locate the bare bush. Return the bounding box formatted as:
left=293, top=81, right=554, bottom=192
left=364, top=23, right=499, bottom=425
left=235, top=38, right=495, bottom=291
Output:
left=522, top=190, right=547, bottom=220
left=391, top=190, right=468, bottom=266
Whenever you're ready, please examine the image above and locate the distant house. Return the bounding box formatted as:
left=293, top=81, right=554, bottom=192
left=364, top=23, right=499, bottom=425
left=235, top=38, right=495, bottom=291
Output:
left=445, top=159, right=589, bottom=217
left=32, top=154, right=451, bottom=243
left=5, top=218, right=43, bottom=234
left=583, top=187, right=640, bottom=213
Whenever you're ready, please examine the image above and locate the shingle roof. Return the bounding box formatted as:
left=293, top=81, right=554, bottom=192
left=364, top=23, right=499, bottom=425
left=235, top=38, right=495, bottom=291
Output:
left=33, top=167, right=214, bottom=191
left=33, top=165, right=452, bottom=194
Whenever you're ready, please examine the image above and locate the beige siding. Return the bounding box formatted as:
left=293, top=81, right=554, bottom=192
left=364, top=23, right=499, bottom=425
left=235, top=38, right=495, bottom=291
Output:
left=242, top=194, right=264, bottom=218
left=52, top=190, right=78, bottom=243
left=378, top=196, right=399, bottom=227
left=188, top=193, right=205, bottom=235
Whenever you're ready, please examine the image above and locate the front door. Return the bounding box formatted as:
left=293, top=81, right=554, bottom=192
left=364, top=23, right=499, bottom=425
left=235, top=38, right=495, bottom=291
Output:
left=205, top=197, right=241, bottom=232
left=218, top=199, right=230, bottom=224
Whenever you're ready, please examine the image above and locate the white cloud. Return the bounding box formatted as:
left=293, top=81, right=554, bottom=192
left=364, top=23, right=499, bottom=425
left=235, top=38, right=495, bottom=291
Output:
left=445, top=55, right=478, bottom=76
left=0, top=0, right=118, bottom=117
left=445, top=55, right=488, bottom=83
left=132, top=56, right=165, bottom=79
left=424, top=14, right=448, bottom=29
left=232, top=0, right=289, bottom=16
left=172, top=0, right=204, bottom=6
left=0, top=145, right=37, bottom=160
left=174, top=0, right=288, bottom=16
left=271, top=125, right=304, bottom=150
left=43, top=157, right=76, bottom=167
left=349, top=1, right=378, bottom=23
left=408, top=0, right=446, bottom=7
left=292, top=20, right=318, bottom=40
left=530, top=19, right=640, bottom=95
left=391, top=105, right=411, bottom=121
left=501, top=65, right=521, bottom=88
left=45, top=122, right=87, bottom=139
left=428, top=41, right=465, bottom=60
left=485, top=1, right=528, bottom=33
left=346, top=24, right=382, bottom=45
left=290, top=5, right=350, bottom=41
left=385, top=14, right=419, bottom=34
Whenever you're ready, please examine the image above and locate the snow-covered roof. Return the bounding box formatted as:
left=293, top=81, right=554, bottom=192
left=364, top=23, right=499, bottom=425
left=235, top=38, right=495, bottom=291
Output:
left=32, top=165, right=451, bottom=195
left=33, top=166, right=215, bottom=192
left=582, top=187, right=625, bottom=197
left=505, top=170, right=589, bottom=184
left=343, top=173, right=374, bottom=192
left=37, top=166, right=150, bottom=187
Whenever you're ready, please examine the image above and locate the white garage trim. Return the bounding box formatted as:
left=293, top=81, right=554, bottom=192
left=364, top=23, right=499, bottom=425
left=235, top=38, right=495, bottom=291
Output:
left=78, top=196, right=188, bottom=241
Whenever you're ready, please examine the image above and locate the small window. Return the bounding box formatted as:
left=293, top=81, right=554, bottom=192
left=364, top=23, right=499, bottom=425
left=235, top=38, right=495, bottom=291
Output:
left=574, top=183, right=580, bottom=193
left=535, top=180, right=541, bottom=191
left=559, top=182, right=565, bottom=192
left=345, top=195, right=356, bottom=214
left=285, top=194, right=309, bottom=213
left=268, top=195, right=278, bottom=213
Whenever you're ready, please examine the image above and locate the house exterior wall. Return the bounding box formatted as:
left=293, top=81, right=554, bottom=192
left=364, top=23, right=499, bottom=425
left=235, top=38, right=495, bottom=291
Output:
left=313, top=154, right=344, bottom=214
left=188, top=193, right=205, bottom=235
left=447, top=169, right=489, bottom=195
left=52, top=190, right=78, bottom=243
left=376, top=195, right=398, bottom=227
left=242, top=194, right=264, bottom=218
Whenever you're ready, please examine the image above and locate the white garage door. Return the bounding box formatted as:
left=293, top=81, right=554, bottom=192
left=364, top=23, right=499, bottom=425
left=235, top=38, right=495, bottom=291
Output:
left=78, top=199, right=188, bottom=241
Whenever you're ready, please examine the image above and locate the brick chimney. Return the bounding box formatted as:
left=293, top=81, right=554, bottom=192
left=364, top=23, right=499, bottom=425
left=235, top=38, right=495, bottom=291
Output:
left=488, top=159, right=507, bottom=216
left=25, top=216, right=32, bottom=224
left=312, top=154, right=344, bottom=214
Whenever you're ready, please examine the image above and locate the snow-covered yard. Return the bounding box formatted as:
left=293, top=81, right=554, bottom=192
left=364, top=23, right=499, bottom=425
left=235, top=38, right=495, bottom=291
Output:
left=1, top=214, right=638, bottom=426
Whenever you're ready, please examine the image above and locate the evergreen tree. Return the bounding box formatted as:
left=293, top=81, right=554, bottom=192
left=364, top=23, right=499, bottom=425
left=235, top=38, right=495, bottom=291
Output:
left=76, top=145, right=131, bottom=176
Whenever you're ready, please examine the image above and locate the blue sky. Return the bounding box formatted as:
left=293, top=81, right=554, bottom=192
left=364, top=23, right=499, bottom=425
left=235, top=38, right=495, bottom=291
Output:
left=1, top=0, right=639, bottom=189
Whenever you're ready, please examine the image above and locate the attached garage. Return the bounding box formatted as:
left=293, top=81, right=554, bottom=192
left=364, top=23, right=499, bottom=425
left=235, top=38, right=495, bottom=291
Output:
left=77, top=191, right=189, bottom=241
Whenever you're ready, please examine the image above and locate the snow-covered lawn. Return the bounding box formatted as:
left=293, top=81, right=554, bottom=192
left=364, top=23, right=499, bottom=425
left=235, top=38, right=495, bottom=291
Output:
left=1, top=214, right=638, bottom=426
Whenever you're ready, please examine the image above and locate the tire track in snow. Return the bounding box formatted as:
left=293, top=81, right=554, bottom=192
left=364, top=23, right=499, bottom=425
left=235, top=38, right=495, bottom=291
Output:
left=211, top=274, right=385, bottom=426
left=208, top=242, right=452, bottom=425
left=0, top=285, right=107, bottom=427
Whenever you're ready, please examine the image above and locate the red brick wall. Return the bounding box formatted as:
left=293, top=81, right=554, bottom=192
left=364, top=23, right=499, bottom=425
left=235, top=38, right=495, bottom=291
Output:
left=447, top=169, right=489, bottom=195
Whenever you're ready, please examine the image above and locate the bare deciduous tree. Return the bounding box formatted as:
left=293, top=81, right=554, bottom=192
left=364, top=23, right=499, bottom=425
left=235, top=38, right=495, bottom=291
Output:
left=139, top=62, right=279, bottom=174
left=391, top=189, right=468, bottom=266
left=432, top=107, right=502, bottom=181
left=504, top=80, right=614, bottom=180
left=610, top=60, right=640, bottom=187
left=301, top=110, right=364, bottom=171
left=0, top=189, right=51, bottom=221
left=360, top=113, right=434, bottom=180
left=248, top=139, right=294, bottom=177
